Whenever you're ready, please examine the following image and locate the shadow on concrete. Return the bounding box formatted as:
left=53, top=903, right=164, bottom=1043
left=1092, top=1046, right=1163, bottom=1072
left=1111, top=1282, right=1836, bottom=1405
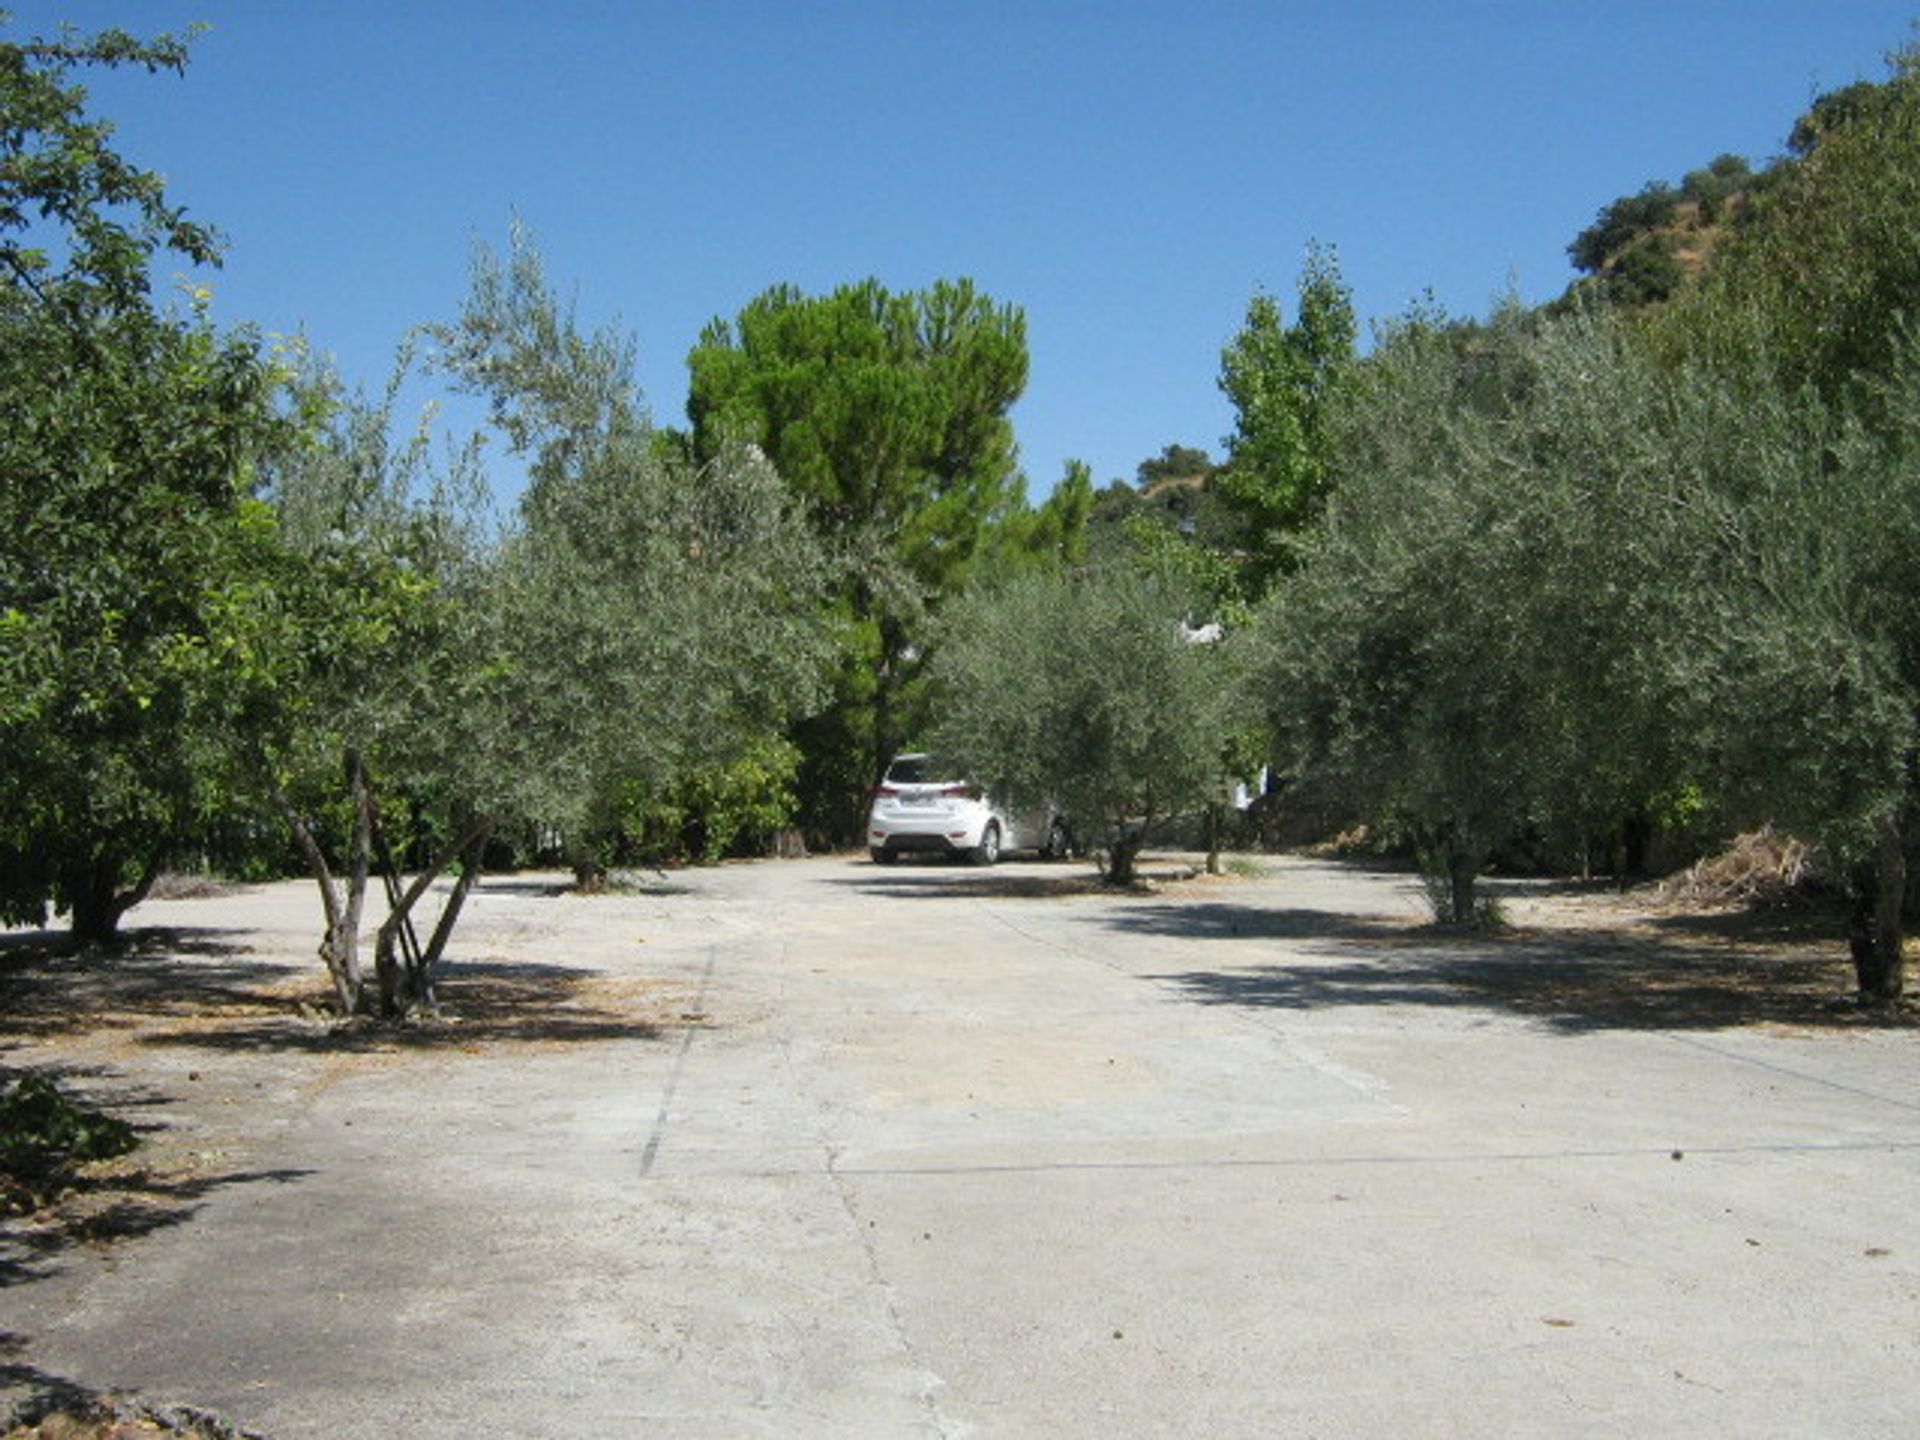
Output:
left=480, top=875, right=699, bottom=900
left=0, top=929, right=294, bottom=1042
left=137, top=957, right=671, bottom=1054
left=472, top=876, right=576, bottom=898
left=0, top=1327, right=94, bottom=1429
left=1, top=1163, right=311, bottom=1289
left=834, top=871, right=1104, bottom=901
left=1125, top=896, right=1899, bottom=1033
left=829, top=858, right=1199, bottom=903
left=1, top=921, right=674, bottom=1055
left=1, top=1326, right=266, bottom=1435
left=1104, top=900, right=1417, bottom=946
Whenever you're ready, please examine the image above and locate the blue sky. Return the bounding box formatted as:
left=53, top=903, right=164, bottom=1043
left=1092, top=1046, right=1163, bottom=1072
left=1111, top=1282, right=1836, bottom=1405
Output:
left=10, top=1, right=1916, bottom=500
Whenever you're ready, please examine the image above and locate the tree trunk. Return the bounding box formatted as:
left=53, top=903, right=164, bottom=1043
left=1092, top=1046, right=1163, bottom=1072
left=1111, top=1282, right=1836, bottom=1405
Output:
left=65, top=857, right=124, bottom=947
left=1447, top=846, right=1478, bottom=928
left=1621, top=810, right=1652, bottom=881
left=1107, top=829, right=1144, bottom=887
left=374, top=815, right=492, bottom=1016
left=1416, top=825, right=1483, bottom=928
left=63, top=841, right=168, bottom=946
left=1850, top=814, right=1907, bottom=1003
left=416, top=825, right=491, bottom=1000
left=1206, top=801, right=1224, bottom=876
left=267, top=750, right=374, bottom=1014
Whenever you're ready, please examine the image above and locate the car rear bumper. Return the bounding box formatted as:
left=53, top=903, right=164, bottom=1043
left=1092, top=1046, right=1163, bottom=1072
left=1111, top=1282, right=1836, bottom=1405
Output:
left=868, top=810, right=990, bottom=854
left=871, top=832, right=968, bottom=856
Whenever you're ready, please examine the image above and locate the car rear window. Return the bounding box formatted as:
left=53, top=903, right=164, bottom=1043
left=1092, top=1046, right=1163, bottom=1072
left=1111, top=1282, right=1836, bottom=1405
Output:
left=885, top=755, right=950, bottom=785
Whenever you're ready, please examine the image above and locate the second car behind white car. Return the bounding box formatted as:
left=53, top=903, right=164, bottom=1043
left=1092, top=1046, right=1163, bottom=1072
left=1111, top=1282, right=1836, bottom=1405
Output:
left=867, top=752, right=1068, bottom=866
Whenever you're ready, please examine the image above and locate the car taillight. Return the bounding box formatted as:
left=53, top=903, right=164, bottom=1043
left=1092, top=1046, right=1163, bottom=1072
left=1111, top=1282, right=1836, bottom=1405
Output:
left=938, top=783, right=982, bottom=800
left=871, top=784, right=899, bottom=798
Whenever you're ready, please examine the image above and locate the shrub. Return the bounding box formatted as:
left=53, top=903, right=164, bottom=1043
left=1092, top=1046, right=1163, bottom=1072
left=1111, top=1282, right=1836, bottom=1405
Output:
left=0, top=1073, right=138, bottom=1206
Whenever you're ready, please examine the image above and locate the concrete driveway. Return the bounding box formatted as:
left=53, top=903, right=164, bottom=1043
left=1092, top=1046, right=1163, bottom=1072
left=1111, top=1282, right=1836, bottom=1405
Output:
left=7, top=854, right=1918, bottom=1437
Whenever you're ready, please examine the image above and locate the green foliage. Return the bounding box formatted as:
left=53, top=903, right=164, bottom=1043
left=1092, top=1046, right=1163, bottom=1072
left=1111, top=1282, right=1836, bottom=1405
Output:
left=1119, top=510, right=1249, bottom=630
left=686, top=277, right=1031, bottom=841
left=1244, top=33, right=1920, bottom=985
left=1216, top=244, right=1357, bottom=590
left=250, top=347, right=487, bottom=806
left=979, top=460, right=1095, bottom=577
left=1681, top=153, right=1753, bottom=221
left=0, top=18, right=216, bottom=308
left=1563, top=154, right=1758, bottom=311
left=1675, top=346, right=1920, bottom=870
left=613, top=734, right=804, bottom=866
left=249, top=233, right=835, bottom=1011
left=1787, top=79, right=1883, bottom=154
left=435, top=230, right=833, bottom=859
left=1136, top=444, right=1214, bottom=489
left=931, top=562, right=1239, bottom=883
left=1660, top=45, right=1920, bottom=408
left=1259, top=308, right=1701, bottom=918
left=0, top=20, right=288, bottom=939
left=688, top=277, right=1028, bottom=580
left=1628, top=44, right=1920, bottom=993
left=1567, top=181, right=1681, bottom=275
left=1604, top=233, right=1686, bottom=305
left=0, top=1073, right=138, bottom=1200
left=499, top=440, right=832, bottom=849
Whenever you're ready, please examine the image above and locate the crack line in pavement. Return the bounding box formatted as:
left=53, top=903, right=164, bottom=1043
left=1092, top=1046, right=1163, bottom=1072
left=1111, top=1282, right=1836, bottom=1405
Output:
left=1665, top=1032, right=1920, bottom=1115
left=825, top=1145, right=960, bottom=1438
left=639, top=941, right=720, bottom=1178
left=815, top=1137, right=1920, bottom=1179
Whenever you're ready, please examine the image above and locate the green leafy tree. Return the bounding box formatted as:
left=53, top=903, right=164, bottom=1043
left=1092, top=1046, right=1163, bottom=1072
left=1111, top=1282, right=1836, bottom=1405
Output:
left=248, top=234, right=830, bottom=1014
left=1639, top=43, right=1920, bottom=999
left=1567, top=181, right=1682, bottom=275
left=686, top=278, right=1029, bottom=841
left=1216, top=244, right=1357, bottom=590
left=1664, top=46, right=1920, bottom=410
left=249, top=233, right=835, bottom=1016
left=1672, top=344, right=1920, bottom=1001
left=445, top=235, right=832, bottom=876
left=246, top=352, right=491, bottom=1014
left=0, top=19, right=286, bottom=941
left=1603, top=233, right=1687, bottom=306
left=1135, top=444, right=1214, bottom=489
left=1681, top=153, right=1753, bottom=221
left=931, top=563, right=1237, bottom=885
left=1787, top=79, right=1883, bottom=155
left=1260, top=308, right=1699, bottom=924
left=977, top=459, right=1095, bottom=578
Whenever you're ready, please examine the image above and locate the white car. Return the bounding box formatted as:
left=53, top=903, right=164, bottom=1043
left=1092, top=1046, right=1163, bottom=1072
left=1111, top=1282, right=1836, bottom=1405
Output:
left=867, top=753, right=1068, bottom=866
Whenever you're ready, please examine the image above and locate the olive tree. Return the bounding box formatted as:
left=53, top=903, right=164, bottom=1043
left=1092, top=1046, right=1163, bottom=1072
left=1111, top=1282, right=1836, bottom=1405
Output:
left=930, top=562, right=1238, bottom=885
left=255, top=235, right=833, bottom=1015
left=1674, top=343, right=1920, bottom=1000
left=1641, top=48, right=1920, bottom=1000
left=1260, top=307, right=1700, bottom=924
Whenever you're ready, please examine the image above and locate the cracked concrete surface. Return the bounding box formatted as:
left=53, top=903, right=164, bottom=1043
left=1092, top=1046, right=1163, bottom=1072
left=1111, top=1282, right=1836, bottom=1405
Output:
left=7, top=853, right=1919, bottom=1437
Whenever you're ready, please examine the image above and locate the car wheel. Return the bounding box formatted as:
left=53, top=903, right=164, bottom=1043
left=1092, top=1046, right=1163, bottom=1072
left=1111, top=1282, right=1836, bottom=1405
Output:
left=971, top=821, right=1001, bottom=867
left=870, top=846, right=898, bottom=865
left=1044, top=818, right=1071, bottom=860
